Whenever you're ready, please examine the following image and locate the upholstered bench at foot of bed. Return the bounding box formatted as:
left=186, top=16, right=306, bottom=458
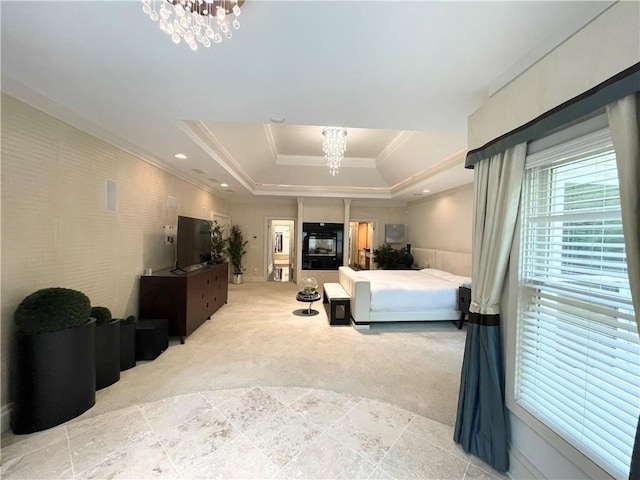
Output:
left=322, top=283, right=351, bottom=326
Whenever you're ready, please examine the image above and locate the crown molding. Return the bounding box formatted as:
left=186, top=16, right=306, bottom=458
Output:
left=407, top=182, right=473, bottom=206
left=350, top=199, right=408, bottom=208
left=275, top=155, right=377, bottom=168
left=390, top=148, right=467, bottom=195
left=254, top=183, right=392, bottom=199
left=178, top=120, right=257, bottom=192
left=263, top=123, right=278, bottom=162
left=376, top=131, right=414, bottom=166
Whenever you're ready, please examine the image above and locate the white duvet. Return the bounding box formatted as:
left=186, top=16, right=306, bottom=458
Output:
left=357, top=269, right=471, bottom=312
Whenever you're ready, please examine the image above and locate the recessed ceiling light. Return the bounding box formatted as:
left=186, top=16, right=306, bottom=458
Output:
left=422, top=189, right=430, bottom=193
left=220, top=183, right=229, bottom=188
left=174, top=153, right=187, bottom=159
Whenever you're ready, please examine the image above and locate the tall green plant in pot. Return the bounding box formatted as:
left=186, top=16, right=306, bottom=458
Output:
left=12, top=287, right=96, bottom=434
left=210, top=220, right=226, bottom=263
left=226, top=224, right=248, bottom=284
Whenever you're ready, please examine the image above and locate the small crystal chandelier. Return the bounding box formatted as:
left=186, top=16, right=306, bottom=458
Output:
left=141, top=0, right=243, bottom=51
left=322, top=127, right=347, bottom=176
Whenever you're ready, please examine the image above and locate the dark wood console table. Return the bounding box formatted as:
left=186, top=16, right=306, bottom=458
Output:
left=138, top=263, right=229, bottom=344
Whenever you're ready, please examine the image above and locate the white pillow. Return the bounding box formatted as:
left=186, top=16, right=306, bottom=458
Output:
left=422, top=269, right=471, bottom=287
left=420, top=268, right=448, bottom=278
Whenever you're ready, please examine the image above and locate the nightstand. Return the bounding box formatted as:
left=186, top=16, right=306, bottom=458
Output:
left=456, top=286, right=471, bottom=329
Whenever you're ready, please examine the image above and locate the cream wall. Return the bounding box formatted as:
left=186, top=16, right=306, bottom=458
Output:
left=466, top=2, right=640, bottom=478
left=0, top=95, right=229, bottom=423
left=350, top=204, right=407, bottom=250
left=468, top=1, right=640, bottom=149
left=405, top=185, right=473, bottom=254
left=301, top=198, right=346, bottom=224
left=228, top=200, right=297, bottom=281
left=229, top=199, right=407, bottom=284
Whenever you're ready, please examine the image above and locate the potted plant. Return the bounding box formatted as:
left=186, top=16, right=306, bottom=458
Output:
left=372, top=242, right=399, bottom=269
left=119, top=315, right=136, bottom=371
left=210, top=220, right=226, bottom=263
left=226, top=224, right=248, bottom=284
left=11, top=287, right=96, bottom=434
left=92, top=306, right=120, bottom=389
left=371, top=243, right=414, bottom=269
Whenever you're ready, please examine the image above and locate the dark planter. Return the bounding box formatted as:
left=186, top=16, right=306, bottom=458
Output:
left=95, top=319, right=120, bottom=390
left=12, top=319, right=96, bottom=434
left=119, top=316, right=136, bottom=371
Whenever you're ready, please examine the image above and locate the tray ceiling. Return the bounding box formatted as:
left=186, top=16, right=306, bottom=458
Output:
left=0, top=1, right=614, bottom=204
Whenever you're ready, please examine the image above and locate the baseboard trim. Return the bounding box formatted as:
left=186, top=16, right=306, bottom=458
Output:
left=509, top=444, right=544, bottom=480
left=351, top=321, right=371, bottom=330
left=1, top=403, right=12, bottom=433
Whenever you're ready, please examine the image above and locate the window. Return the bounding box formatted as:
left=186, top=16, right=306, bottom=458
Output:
left=516, top=128, right=639, bottom=479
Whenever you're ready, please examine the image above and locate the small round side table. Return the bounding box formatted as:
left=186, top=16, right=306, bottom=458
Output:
left=294, top=291, right=321, bottom=316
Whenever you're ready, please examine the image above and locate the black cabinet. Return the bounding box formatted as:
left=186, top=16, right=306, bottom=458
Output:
left=302, top=222, right=344, bottom=270
left=135, top=319, right=169, bottom=360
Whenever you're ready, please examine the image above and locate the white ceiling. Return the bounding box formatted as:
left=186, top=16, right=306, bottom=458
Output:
left=0, top=1, right=614, bottom=204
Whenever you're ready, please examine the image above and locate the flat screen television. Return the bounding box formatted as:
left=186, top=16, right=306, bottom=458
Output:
left=308, top=237, right=337, bottom=256
left=176, top=215, right=212, bottom=271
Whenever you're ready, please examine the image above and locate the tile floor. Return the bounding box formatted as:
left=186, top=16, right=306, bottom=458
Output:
left=1, top=386, right=508, bottom=480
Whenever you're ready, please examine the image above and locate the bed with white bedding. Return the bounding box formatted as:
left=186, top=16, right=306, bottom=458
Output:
left=338, top=248, right=472, bottom=328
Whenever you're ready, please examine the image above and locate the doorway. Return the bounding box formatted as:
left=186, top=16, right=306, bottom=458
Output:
left=348, top=221, right=376, bottom=270
left=266, top=219, right=295, bottom=282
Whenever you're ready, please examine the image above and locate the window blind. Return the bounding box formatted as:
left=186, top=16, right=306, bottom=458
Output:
left=516, top=129, right=639, bottom=479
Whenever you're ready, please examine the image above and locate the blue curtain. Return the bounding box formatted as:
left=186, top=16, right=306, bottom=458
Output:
left=631, top=419, right=639, bottom=480
left=454, top=315, right=509, bottom=473
left=453, top=144, right=526, bottom=474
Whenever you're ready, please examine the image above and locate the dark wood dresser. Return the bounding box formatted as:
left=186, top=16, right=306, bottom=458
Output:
left=139, top=263, right=229, bottom=343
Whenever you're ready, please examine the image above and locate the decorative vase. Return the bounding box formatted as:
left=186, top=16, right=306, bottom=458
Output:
left=402, top=244, right=414, bottom=267
left=300, top=277, right=318, bottom=295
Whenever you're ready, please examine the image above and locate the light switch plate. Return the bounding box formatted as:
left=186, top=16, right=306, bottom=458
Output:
left=163, top=225, right=176, bottom=245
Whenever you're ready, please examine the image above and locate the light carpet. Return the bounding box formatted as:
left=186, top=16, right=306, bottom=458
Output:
left=1, top=281, right=494, bottom=479
left=91, top=281, right=467, bottom=427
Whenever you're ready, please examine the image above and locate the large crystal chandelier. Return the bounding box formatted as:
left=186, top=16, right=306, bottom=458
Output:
left=141, top=0, right=243, bottom=51
left=322, top=127, right=347, bottom=176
